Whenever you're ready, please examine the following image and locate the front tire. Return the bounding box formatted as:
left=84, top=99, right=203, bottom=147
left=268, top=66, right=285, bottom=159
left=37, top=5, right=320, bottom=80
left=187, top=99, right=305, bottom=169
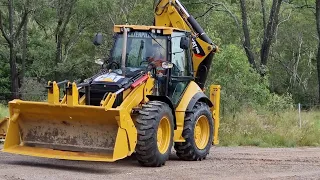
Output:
left=135, top=101, right=174, bottom=167
left=174, top=102, right=213, bottom=161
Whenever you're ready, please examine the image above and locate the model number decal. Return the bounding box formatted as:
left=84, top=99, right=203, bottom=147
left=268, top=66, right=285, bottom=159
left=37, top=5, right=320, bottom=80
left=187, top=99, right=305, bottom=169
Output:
left=128, top=32, right=158, bottom=38
left=192, top=38, right=205, bottom=57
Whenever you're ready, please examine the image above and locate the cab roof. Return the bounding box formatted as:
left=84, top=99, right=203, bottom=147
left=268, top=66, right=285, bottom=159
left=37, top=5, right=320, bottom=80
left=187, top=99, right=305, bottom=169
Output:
left=113, top=25, right=188, bottom=35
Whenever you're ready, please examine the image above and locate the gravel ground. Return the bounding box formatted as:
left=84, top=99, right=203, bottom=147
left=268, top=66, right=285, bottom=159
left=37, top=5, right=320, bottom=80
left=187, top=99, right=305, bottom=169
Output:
left=1, top=144, right=320, bottom=180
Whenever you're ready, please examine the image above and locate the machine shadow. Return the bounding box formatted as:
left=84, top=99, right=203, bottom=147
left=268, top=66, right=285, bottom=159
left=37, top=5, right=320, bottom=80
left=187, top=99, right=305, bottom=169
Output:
left=0, top=153, right=143, bottom=172
left=1, top=160, right=116, bottom=174
left=0, top=148, right=187, bottom=172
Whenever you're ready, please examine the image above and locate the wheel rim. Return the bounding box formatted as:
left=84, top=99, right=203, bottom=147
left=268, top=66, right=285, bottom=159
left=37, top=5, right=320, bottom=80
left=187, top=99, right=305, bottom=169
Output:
left=194, top=115, right=210, bottom=149
left=157, top=116, right=171, bottom=154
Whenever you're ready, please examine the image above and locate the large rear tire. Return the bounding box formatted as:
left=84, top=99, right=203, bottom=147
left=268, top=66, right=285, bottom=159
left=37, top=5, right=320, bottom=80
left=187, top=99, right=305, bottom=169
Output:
left=174, top=102, right=213, bottom=161
left=135, top=101, right=174, bottom=167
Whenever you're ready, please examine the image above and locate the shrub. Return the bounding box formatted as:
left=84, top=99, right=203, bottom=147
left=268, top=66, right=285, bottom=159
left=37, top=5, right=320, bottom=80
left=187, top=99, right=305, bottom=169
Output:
left=0, top=104, right=8, bottom=119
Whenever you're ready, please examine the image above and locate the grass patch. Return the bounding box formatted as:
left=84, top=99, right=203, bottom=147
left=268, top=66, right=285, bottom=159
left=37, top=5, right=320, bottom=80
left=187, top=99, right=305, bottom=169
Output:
left=0, top=104, right=8, bottom=119
left=219, top=110, right=320, bottom=147
left=1, top=102, right=319, bottom=147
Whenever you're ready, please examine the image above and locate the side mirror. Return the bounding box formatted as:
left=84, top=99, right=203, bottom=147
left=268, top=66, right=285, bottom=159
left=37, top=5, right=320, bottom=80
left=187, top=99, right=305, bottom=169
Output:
left=180, top=37, right=189, bottom=50
left=162, top=62, right=173, bottom=69
left=93, top=33, right=103, bottom=46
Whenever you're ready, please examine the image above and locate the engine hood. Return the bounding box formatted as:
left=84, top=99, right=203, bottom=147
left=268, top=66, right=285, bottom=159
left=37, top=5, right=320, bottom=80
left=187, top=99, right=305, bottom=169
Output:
left=93, top=72, right=125, bottom=83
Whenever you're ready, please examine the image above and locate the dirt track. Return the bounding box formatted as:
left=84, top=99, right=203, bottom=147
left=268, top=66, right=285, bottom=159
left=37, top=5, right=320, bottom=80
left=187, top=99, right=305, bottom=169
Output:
left=1, top=144, right=320, bottom=180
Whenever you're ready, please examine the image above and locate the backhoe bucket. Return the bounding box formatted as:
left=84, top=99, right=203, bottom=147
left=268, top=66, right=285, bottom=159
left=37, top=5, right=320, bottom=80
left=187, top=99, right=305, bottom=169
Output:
left=2, top=99, right=133, bottom=162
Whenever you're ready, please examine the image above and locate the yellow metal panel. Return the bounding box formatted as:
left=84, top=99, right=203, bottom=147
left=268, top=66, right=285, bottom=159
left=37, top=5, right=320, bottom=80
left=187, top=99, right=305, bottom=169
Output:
left=123, top=88, right=132, bottom=99
left=154, top=1, right=190, bottom=31
left=113, top=25, right=178, bottom=34
left=112, top=127, right=129, bottom=159
left=66, top=82, right=79, bottom=106
left=101, top=93, right=116, bottom=110
left=114, top=110, right=136, bottom=155
left=101, top=93, right=112, bottom=107
left=173, top=81, right=202, bottom=142
left=192, top=38, right=214, bottom=76
left=163, top=29, right=173, bottom=35
left=3, top=100, right=21, bottom=149
left=154, top=0, right=172, bottom=27
left=175, top=81, right=202, bottom=112
left=120, top=83, right=145, bottom=113
left=79, top=95, right=85, bottom=105
left=60, top=95, right=66, bottom=104
left=167, top=8, right=190, bottom=30
left=2, top=146, right=117, bottom=162
left=143, top=76, right=155, bottom=103
left=3, top=118, right=20, bottom=149
left=47, top=81, right=60, bottom=104
left=210, top=85, right=221, bottom=145
left=118, top=83, right=148, bottom=154
left=114, top=26, right=121, bottom=33
left=10, top=112, right=19, bottom=123
left=173, top=112, right=184, bottom=142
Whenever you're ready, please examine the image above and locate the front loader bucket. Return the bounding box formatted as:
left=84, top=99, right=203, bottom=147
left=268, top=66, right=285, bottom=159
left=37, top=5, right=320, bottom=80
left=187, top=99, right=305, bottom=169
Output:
left=2, top=100, right=134, bottom=162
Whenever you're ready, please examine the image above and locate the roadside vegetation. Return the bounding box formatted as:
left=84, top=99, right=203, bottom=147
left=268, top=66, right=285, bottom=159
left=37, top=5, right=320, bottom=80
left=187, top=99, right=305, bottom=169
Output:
left=0, top=105, right=8, bottom=119
left=219, top=110, right=320, bottom=147
left=206, top=45, right=320, bottom=147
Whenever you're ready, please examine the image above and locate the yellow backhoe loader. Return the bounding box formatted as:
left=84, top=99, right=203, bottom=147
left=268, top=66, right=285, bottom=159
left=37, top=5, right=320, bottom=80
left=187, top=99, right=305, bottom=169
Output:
left=1, top=0, right=221, bottom=167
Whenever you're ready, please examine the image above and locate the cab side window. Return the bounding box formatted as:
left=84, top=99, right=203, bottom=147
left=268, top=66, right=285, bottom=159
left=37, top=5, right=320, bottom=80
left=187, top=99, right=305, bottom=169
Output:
left=171, top=32, right=191, bottom=76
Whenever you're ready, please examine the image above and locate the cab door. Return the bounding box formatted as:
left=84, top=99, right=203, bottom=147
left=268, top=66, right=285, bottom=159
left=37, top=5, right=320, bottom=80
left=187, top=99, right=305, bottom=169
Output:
left=168, top=31, right=194, bottom=105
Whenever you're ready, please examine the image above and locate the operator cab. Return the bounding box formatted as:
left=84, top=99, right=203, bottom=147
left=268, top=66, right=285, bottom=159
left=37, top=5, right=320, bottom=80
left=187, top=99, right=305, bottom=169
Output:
left=91, top=25, right=194, bottom=106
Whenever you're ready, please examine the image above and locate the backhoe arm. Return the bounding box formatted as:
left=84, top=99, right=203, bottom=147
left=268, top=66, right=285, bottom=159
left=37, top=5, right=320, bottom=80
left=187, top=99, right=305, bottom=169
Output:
left=154, top=0, right=217, bottom=89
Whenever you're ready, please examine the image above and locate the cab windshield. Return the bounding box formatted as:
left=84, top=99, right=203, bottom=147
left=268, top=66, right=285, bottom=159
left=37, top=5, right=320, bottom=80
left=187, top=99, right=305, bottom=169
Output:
left=110, top=31, right=167, bottom=71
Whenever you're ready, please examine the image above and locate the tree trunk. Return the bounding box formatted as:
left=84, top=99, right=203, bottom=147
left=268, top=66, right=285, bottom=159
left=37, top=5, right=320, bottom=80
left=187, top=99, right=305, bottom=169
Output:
left=261, top=0, right=267, bottom=30
left=21, top=11, right=28, bottom=85
left=260, top=0, right=282, bottom=67
left=316, top=0, right=320, bottom=103
left=0, top=0, right=29, bottom=100
left=54, top=0, right=76, bottom=79
left=239, top=0, right=256, bottom=68
left=8, top=0, right=19, bottom=99
left=9, top=44, right=19, bottom=99
left=55, top=33, right=63, bottom=63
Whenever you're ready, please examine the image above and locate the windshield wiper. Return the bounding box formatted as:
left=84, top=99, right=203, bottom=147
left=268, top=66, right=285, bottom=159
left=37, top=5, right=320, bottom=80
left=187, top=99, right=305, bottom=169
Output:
left=148, top=32, right=165, bottom=50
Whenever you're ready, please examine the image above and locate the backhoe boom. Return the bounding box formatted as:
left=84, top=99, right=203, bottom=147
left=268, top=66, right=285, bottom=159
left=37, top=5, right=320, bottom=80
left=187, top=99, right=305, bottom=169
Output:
left=154, top=0, right=217, bottom=88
